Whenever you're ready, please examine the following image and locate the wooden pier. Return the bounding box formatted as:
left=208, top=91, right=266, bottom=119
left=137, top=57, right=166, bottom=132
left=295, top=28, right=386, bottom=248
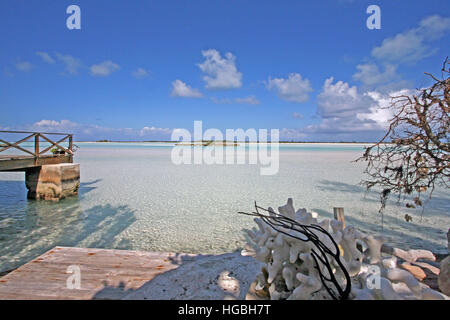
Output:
left=0, top=130, right=74, bottom=172
left=0, top=131, right=79, bottom=200
left=0, top=247, right=199, bottom=300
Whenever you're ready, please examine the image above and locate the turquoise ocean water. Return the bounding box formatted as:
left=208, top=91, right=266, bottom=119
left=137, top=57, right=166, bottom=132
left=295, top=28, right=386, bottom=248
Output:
left=0, top=142, right=449, bottom=272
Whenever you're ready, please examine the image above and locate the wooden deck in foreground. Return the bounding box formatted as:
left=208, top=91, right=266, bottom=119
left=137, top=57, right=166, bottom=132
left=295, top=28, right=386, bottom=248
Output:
left=0, top=247, right=199, bottom=300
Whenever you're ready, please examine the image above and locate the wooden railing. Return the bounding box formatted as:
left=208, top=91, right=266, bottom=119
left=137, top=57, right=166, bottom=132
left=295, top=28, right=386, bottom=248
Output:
left=0, top=130, right=73, bottom=158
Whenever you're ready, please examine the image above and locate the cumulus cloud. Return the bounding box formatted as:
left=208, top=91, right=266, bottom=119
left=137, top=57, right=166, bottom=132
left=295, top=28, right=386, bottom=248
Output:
left=372, top=15, right=450, bottom=64
left=55, top=53, right=82, bottom=74
left=296, top=77, right=418, bottom=141
left=316, top=77, right=375, bottom=119
left=251, top=77, right=404, bottom=141
left=293, top=78, right=387, bottom=141
left=266, top=73, right=313, bottom=103
left=15, top=61, right=32, bottom=72
left=171, top=80, right=203, bottom=98
left=353, top=63, right=397, bottom=87
left=36, top=52, right=55, bottom=64
left=132, top=68, right=149, bottom=78
left=352, top=63, right=412, bottom=93
left=357, top=89, right=416, bottom=127
left=198, top=49, right=242, bottom=89
left=90, top=60, right=120, bottom=77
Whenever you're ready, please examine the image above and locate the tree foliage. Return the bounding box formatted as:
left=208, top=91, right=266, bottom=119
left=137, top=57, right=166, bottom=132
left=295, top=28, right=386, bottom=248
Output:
left=357, top=58, right=449, bottom=213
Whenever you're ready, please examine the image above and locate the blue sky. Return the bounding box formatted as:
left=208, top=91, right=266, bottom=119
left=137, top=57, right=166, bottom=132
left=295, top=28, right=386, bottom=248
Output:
left=1, top=0, right=449, bottom=141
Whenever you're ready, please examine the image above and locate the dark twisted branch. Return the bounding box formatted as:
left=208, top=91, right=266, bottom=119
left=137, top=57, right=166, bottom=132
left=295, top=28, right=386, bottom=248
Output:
left=239, top=202, right=351, bottom=300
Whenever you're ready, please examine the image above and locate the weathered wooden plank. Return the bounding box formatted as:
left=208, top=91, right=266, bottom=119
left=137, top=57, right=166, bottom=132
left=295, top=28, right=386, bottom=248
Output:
left=0, top=154, right=73, bottom=171
left=0, top=246, right=201, bottom=300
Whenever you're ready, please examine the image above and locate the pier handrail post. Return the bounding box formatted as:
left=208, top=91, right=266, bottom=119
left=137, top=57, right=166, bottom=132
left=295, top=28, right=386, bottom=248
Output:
left=34, top=133, right=39, bottom=158
left=69, top=134, right=73, bottom=153
left=34, top=133, right=39, bottom=165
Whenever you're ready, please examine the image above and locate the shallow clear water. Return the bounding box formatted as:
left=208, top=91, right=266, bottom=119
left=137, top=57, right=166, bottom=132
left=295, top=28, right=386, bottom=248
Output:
left=0, top=142, right=449, bottom=272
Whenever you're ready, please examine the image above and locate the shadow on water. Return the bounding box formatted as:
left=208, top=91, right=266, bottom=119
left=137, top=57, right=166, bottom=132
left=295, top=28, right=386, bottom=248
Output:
left=0, top=180, right=136, bottom=273
left=316, top=179, right=450, bottom=219
left=311, top=207, right=447, bottom=252
left=316, top=179, right=368, bottom=194
left=78, top=179, right=102, bottom=197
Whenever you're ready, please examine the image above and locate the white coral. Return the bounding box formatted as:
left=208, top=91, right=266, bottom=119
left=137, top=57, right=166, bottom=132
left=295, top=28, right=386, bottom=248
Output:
left=244, top=198, right=449, bottom=300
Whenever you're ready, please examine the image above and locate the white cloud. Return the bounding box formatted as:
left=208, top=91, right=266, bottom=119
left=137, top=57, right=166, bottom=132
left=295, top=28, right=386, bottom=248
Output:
left=90, top=60, right=120, bottom=77
left=210, top=95, right=260, bottom=105
left=15, top=61, right=32, bottom=72
left=14, top=119, right=174, bottom=141
left=372, top=15, right=450, bottom=64
left=295, top=78, right=387, bottom=139
left=235, top=96, right=260, bottom=105
left=299, top=78, right=417, bottom=141
left=279, top=128, right=307, bottom=140
left=132, top=68, right=149, bottom=78
left=139, top=126, right=172, bottom=136
left=34, top=119, right=75, bottom=128
left=353, top=63, right=397, bottom=87
left=372, top=30, right=432, bottom=63
left=36, top=52, right=55, bottom=64
left=266, top=73, right=313, bottom=103
left=352, top=63, right=411, bottom=92
left=357, top=89, right=416, bottom=128
left=198, top=49, right=242, bottom=89
left=171, top=80, right=203, bottom=98
left=256, top=77, right=398, bottom=141
left=55, top=53, right=82, bottom=74
left=417, top=15, right=450, bottom=40
left=316, top=77, right=374, bottom=119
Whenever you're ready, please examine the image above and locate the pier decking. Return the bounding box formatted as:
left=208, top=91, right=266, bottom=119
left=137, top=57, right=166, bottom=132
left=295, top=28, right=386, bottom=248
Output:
left=0, top=246, right=199, bottom=300
left=0, top=154, right=73, bottom=171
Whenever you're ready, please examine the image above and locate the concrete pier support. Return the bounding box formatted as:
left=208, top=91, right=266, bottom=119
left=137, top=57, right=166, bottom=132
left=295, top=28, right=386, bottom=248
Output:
left=25, top=163, right=80, bottom=200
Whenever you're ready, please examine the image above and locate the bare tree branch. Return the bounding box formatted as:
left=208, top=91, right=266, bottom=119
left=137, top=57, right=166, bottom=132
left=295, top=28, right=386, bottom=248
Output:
left=356, top=58, right=449, bottom=214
